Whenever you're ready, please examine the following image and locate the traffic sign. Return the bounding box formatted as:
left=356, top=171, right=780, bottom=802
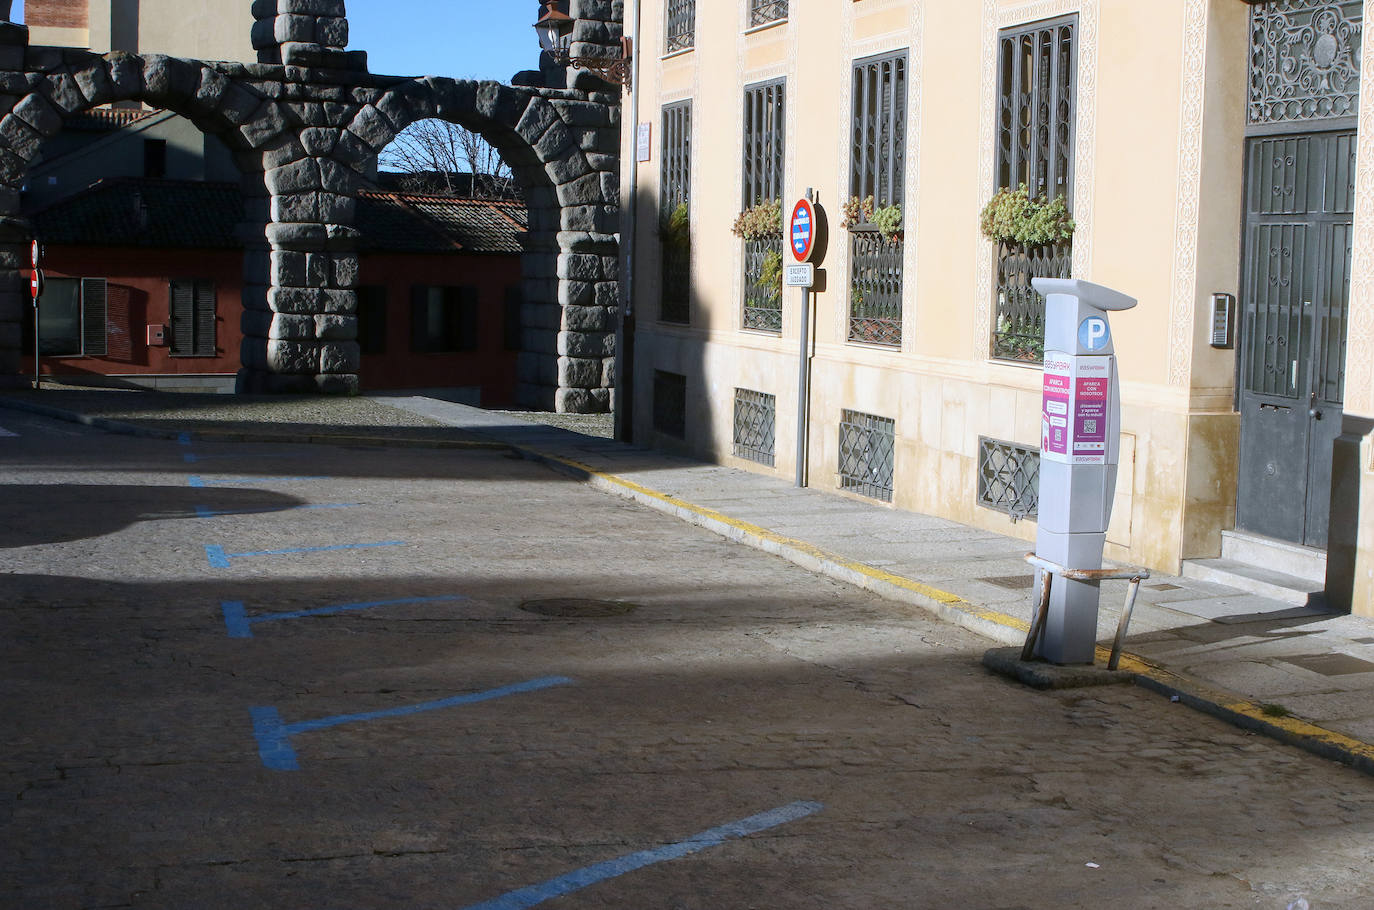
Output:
left=30, top=268, right=43, bottom=300
left=30, top=239, right=42, bottom=269
left=789, top=198, right=815, bottom=263
left=784, top=263, right=813, bottom=287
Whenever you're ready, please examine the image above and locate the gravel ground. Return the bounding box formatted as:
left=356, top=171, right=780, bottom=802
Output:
left=0, top=385, right=614, bottom=441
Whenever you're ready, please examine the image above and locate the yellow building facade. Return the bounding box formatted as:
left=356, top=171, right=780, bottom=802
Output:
left=621, top=0, right=1374, bottom=616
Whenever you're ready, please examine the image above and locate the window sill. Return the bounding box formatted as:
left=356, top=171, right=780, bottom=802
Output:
left=661, top=47, right=695, bottom=62
left=169, top=353, right=220, bottom=358
left=744, top=19, right=787, bottom=37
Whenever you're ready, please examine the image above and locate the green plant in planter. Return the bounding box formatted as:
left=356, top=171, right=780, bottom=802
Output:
left=756, top=249, right=784, bottom=301
left=732, top=199, right=783, bottom=240
left=979, top=184, right=1074, bottom=248
left=842, top=195, right=902, bottom=242
left=660, top=201, right=691, bottom=249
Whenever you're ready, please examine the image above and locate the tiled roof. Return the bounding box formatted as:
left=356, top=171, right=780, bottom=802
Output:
left=32, top=178, right=242, bottom=249
left=357, top=192, right=528, bottom=254
left=30, top=178, right=527, bottom=255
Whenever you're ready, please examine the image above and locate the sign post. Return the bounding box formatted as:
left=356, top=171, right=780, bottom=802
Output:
left=1031, top=277, right=1137, bottom=664
left=791, top=194, right=817, bottom=488
left=30, top=238, right=42, bottom=389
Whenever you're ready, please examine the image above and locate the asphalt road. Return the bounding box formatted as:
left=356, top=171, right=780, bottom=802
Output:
left=2, top=409, right=1372, bottom=909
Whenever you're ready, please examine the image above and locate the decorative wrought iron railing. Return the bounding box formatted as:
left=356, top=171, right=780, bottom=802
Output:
left=742, top=237, right=783, bottom=333
left=733, top=388, right=777, bottom=466
left=978, top=437, right=1039, bottom=519
left=848, top=229, right=903, bottom=346
left=992, top=241, right=1071, bottom=363
left=666, top=0, right=695, bottom=53
left=839, top=409, right=895, bottom=502
left=661, top=240, right=690, bottom=324
left=749, top=0, right=788, bottom=28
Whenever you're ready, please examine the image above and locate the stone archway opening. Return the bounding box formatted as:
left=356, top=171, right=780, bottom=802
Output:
left=0, top=1, right=623, bottom=414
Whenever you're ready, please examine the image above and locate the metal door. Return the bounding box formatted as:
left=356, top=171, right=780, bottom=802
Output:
left=1237, top=132, right=1354, bottom=549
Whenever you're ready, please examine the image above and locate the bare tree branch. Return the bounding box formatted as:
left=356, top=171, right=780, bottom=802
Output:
left=378, top=120, right=515, bottom=199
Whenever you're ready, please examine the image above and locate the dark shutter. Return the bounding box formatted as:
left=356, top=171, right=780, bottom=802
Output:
left=170, top=279, right=194, bottom=354
left=193, top=279, right=215, bottom=355
left=357, top=285, right=387, bottom=355
left=410, top=285, right=430, bottom=352
left=81, top=278, right=107, bottom=357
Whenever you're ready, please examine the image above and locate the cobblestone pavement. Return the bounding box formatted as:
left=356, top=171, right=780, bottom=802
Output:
left=2, top=408, right=1373, bottom=909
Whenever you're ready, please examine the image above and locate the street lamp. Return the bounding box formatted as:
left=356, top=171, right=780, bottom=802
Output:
left=533, top=1, right=574, bottom=55
left=533, top=0, right=633, bottom=91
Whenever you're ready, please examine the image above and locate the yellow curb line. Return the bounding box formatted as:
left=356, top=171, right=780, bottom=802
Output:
left=531, top=448, right=1374, bottom=777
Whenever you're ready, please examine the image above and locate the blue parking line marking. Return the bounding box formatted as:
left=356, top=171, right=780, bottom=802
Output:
left=222, top=594, right=469, bottom=638
left=189, top=475, right=326, bottom=487
left=205, top=540, right=404, bottom=568
left=193, top=503, right=359, bottom=519
left=222, top=601, right=251, bottom=638
left=250, top=676, right=573, bottom=771
left=462, top=801, right=824, bottom=910
left=178, top=432, right=193, bottom=446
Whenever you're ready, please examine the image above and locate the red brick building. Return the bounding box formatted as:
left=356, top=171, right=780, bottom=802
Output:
left=26, top=178, right=527, bottom=403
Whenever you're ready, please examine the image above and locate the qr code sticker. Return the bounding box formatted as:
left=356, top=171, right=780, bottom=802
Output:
left=1082, top=419, right=1098, bottom=434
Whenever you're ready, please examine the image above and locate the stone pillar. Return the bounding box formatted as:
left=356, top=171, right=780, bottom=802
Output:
left=239, top=149, right=361, bottom=394
left=567, top=0, right=625, bottom=93
left=251, top=0, right=366, bottom=70
left=0, top=19, right=26, bottom=383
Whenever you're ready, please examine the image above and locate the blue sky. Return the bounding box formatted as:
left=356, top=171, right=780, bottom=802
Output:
left=11, top=1, right=541, bottom=82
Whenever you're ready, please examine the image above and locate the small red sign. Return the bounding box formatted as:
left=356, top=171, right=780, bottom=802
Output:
left=30, top=269, right=43, bottom=300
left=789, top=198, right=815, bottom=263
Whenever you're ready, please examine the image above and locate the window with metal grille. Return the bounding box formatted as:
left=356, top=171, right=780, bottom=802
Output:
left=742, top=80, right=785, bottom=209
left=660, top=100, right=692, bottom=324
left=666, top=0, right=695, bottom=53
left=169, top=278, right=213, bottom=357
left=733, top=388, right=776, bottom=465
left=410, top=285, right=478, bottom=353
left=838, top=409, right=895, bottom=502
left=35, top=276, right=108, bottom=357
left=1248, top=0, right=1361, bottom=128
left=991, top=16, right=1076, bottom=363
left=742, top=79, right=785, bottom=334
left=653, top=370, right=687, bottom=438
left=848, top=51, right=907, bottom=346
left=356, top=285, right=387, bottom=356
left=749, top=0, right=787, bottom=28
left=977, top=437, right=1040, bottom=519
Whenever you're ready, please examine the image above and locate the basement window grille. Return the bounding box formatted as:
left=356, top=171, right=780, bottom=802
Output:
left=838, top=409, right=895, bottom=502
left=733, top=388, right=776, bottom=466
left=977, top=436, right=1040, bottom=519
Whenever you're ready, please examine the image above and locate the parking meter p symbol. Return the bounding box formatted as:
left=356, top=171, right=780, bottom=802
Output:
left=1078, top=316, right=1110, bottom=352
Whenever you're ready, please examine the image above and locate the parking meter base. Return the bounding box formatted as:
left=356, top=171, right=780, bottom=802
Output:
left=1034, top=528, right=1106, bottom=665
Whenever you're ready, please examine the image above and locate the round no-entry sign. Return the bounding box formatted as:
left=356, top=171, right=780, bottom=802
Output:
left=789, top=198, right=815, bottom=263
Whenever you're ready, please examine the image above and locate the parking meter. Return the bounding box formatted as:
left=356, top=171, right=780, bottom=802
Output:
left=1031, top=277, right=1137, bottom=664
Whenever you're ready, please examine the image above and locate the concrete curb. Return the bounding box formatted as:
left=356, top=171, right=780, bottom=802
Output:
left=8, top=395, right=1374, bottom=777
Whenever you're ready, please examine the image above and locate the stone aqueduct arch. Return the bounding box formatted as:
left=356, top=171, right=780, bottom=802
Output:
left=0, top=1, right=622, bottom=412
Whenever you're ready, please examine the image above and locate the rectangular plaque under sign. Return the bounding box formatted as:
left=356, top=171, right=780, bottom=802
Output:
left=784, top=263, right=813, bottom=287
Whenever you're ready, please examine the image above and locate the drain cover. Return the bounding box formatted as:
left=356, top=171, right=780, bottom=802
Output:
left=519, top=598, right=638, bottom=618
left=981, top=575, right=1034, bottom=590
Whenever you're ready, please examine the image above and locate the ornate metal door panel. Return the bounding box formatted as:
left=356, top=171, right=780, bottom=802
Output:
left=1237, top=132, right=1354, bottom=548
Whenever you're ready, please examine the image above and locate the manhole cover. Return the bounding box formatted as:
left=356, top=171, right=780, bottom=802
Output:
left=519, top=598, right=638, bottom=618
left=1149, top=583, right=1183, bottom=591
left=981, top=575, right=1034, bottom=590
